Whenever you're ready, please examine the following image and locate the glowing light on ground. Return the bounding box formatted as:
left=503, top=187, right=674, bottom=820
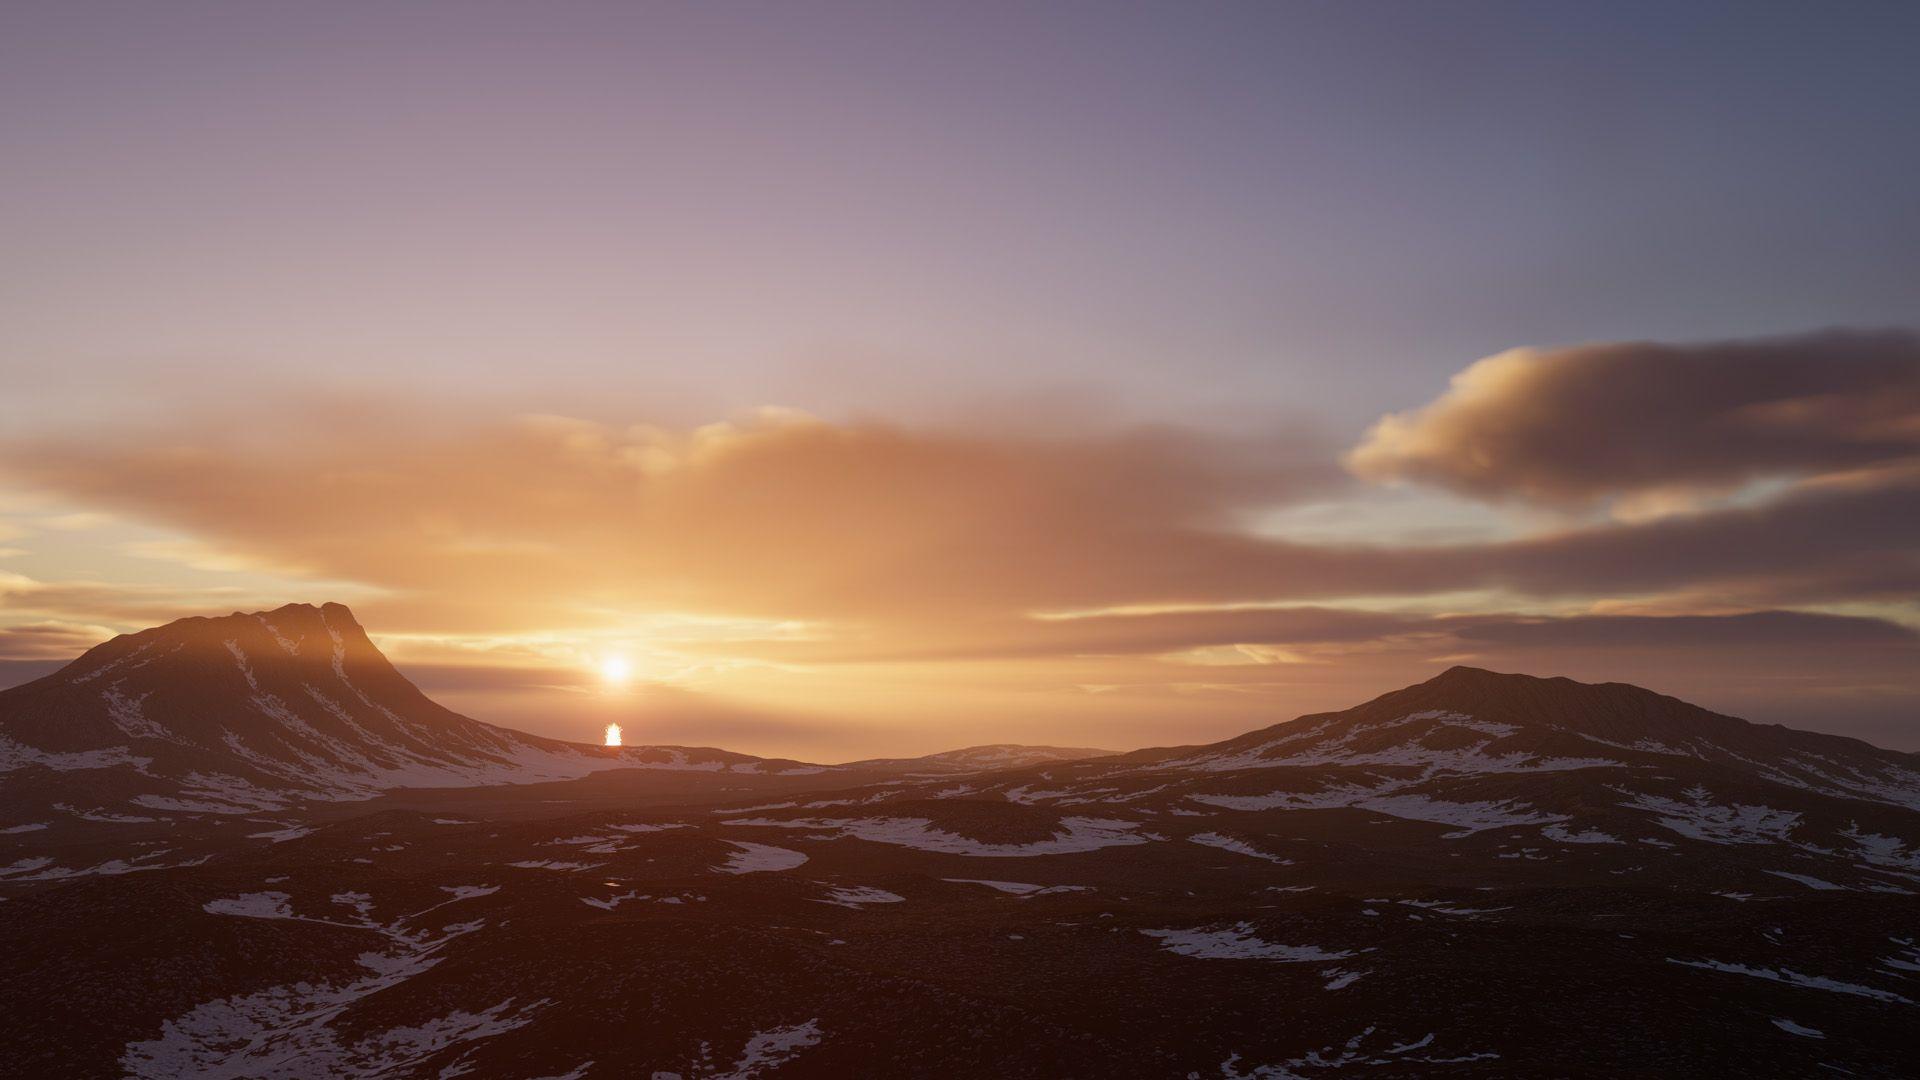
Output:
left=604, top=723, right=622, bottom=747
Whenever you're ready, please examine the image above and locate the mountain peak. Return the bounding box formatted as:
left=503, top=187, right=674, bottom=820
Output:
left=83, top=601, right=370, bottom=654
left=1413, top=664, right=1672, bottom=705
left=1324, top=663, right=1910, bottom=770
left=1425, top=664, right=1576, bottom=689
left=1385, top=664, right=1708, bottom=731
left=55, top=601, right=385, bottom=689
left=200, top=600, right=364, bottom=639
left=243, top=600, right=355, bottom=625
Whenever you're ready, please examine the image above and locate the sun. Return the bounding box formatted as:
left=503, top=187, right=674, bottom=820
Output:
left=599, top=656, right=631, bottom=685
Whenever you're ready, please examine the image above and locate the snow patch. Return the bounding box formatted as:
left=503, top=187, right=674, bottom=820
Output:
left=1772, top=1018, right=1824, bottom=1038
left=1143, top=923, right=1353, bottom=963
left=711, top=1019, right=823, bottom=1080
left=942, top=878, right=1090, bottom=896
left=722, top=815, right=1153, bottom=857
left=715, top=841, right=809, bottom=875
left=1621, top=787, right=1800, bottom=845
left=1189, top=832, right=1293, bottom=864
left=1541, top=824, right=1622, bottom=845
left=1766, top=871, right=1845, bottom=891
left=1668, top=958, right=1911, bottom=1004
left=813, top=886, right=905, bottom=908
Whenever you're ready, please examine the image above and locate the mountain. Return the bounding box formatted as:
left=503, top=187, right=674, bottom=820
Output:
left=927, top=664, right=1920, bottom=890
left=3, top=658, right=1918, bottom=1077
left=0, top=604, right=1137, bottom=827
left=1137, top=664, right=1920, bottom=810
left=0, top=603, right=838, bottom=820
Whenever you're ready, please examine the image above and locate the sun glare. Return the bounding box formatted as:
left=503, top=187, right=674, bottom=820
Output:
left=599, top=656, right=631, bottom=685
left=604, top=722, right=622, bottom=747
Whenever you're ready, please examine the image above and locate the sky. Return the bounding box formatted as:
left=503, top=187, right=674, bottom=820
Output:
left=2, top=2, right=1918, bottom=759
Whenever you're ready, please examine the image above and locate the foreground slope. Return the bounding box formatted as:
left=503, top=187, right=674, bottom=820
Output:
left=3, top=653, right=1917, bottom=1077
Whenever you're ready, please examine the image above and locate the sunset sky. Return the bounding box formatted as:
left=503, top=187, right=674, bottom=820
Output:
left=3, top=3, right=1918, bottom=758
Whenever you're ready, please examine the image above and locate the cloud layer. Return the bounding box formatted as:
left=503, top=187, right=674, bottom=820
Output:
left=2, top=330, right=1916, bottom=752
left=1, top=409, right=1340, bottom=628
left=1349, top=329, right=1920, bottom=507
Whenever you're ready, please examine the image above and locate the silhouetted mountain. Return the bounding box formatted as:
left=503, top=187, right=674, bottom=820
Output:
left=938, top=665, right=1920, bottom=877
left=1099, top=664, right=1920, bottom=811
left=0, top=605, right=1144, bottom=827
left=0, top=603, right=834, bottom=817
left=4, top=646, right=1918, bottom=1077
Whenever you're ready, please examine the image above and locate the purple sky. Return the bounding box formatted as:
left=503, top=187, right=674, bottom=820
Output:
left=7, top=3, right=1917, bottom=428
left=2, top=3, right=1917, bottom=757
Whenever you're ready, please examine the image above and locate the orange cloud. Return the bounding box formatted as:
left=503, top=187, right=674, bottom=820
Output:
left=1349, top=329, right=1920, bottom=506
left=4, top=392, right=1918, bottom=640
left=3, top=367, right=1916, bottom=752
left=0, top=619, right=116, bottom=660
left=0, top=406, right=1341, bottom=631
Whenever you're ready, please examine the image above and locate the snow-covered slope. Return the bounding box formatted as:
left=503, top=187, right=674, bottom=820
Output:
left=1128, top=666, right=1920, bottom=810
left=897, top=666, right=1920, bottom=893
left=0, top=603, right=836, bottom=815
left=1115, top=665, right=1920, bottom=811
